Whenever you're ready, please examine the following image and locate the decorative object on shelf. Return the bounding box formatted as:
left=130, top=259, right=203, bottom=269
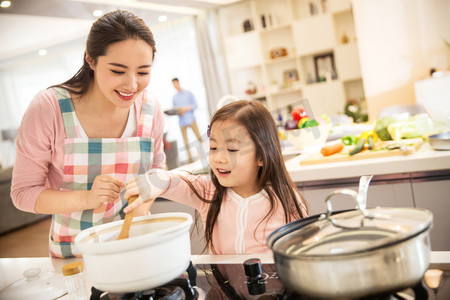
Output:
left=270, top=47, right=287, bottom=59
left=261, top=14, right=266, bottom=28
left=321, top=0, right=328, bottom=13
left=243, top=19, right=253, bottom=32
left=344, top=99, right=368, bottom=123
left=307, top=72, right=314, bottom=84
left=270, top=80, right=280, bottom=93
left=309, top=1, right=318, bottom=16
left=283, top=69, right=299, bottom=87
left=314, top=52, right=337, bottom=82
left=341, top=31, right=349, bottom=44
left=245, top=81, right=257, bottom=95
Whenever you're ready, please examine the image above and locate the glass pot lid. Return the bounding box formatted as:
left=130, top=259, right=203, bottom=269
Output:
left=272, top=189, right=433, bottom=257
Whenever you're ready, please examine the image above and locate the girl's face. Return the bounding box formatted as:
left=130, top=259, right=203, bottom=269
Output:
left=89, top=39, right=153, bottom=108
left=208, top=120, right=263, bottom=198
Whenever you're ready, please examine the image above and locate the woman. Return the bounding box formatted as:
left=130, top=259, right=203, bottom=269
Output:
left=11, top=10, right=165, bottom=258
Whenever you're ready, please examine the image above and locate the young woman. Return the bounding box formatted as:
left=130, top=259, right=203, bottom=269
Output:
left=125, top=100, right=309, bottom=254
left=11, top=10, right=165, bottom=258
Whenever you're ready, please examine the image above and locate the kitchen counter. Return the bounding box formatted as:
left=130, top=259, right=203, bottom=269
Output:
left=175, top=143, right=450, bottom=183
left=1, top=252, right=449, bottom=294
left=285, top=143, right=450, bottom=183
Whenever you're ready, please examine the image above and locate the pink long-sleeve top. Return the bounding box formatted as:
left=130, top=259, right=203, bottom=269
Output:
left=159, top=172, right=307, bottom=255
left=11, top=88, right=166, bottom=213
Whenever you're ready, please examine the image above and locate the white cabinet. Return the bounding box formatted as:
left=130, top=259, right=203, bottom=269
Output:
left=299, top=177, right=449, bottom=251
left=301, top=182, right=414, bottom=216
left=217, top=0, right=365, bottom=117
left=413, top=180, right=450, bottom=251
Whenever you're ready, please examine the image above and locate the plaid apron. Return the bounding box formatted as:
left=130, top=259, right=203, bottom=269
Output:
left=50, top=88, right=155, bottom=258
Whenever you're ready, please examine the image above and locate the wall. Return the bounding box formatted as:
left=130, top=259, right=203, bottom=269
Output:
left=351, top=0, right=450, bottom=120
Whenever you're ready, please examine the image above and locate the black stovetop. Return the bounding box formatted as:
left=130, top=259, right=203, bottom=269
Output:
left=91, top=260, right=450, bottom=300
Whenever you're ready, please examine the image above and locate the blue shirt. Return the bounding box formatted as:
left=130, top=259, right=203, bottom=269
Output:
left=172, top=90, right=197, bottom=127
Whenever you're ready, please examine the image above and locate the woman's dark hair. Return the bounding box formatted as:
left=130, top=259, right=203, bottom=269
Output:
left=50, top=10, right=156, bottom=96
left=183, top=100, right=308, bottom=253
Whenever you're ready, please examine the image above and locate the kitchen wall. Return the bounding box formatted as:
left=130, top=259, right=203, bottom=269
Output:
left=352, top=0, right=450, bottom=120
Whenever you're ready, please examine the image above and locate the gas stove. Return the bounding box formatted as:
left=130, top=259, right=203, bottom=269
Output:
left=90, top=260, right=450, bottom=300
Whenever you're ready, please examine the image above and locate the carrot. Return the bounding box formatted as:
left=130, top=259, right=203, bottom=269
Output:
left=321, top=142, right=344, bottom=156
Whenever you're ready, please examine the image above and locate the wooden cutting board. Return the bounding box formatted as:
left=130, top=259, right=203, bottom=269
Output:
left=300, top=138, right=423, bottom=166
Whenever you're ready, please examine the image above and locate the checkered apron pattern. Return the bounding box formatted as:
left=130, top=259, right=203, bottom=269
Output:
left=49, top=88, right=155, bottom=258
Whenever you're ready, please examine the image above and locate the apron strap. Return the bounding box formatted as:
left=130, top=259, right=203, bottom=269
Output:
left=138, top=90, right=155, bottom=138
left=54, top=87, right=79, bottom=139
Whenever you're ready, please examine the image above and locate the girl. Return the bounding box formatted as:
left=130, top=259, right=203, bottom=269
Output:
left=11, top=10, right=165, bottom=258
left=125, top=100, right=308, bottom=254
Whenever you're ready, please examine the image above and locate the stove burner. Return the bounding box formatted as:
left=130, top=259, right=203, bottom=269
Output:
left=90, top=262, right=198, bottom=300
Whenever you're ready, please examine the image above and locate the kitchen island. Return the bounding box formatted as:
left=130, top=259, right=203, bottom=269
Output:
left=1, top=252, right=449, bottom=299
left=284, top=142, right=450, bottom=251
left=169, top=142, right=450, bottom=251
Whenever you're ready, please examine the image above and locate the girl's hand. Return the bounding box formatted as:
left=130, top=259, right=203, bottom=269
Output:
left=89, top=175, right=124, bottom=209
left=124, top=170, right=170, bottom=213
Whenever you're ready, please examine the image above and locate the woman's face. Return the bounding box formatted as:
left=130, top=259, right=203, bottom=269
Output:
left=208, top=119, right=263, bottom=198
left=89, top=39, right=153, bottom=108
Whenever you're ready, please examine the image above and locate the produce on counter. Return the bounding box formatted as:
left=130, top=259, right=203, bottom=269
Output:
left=375, top=113, right=438, bottom=141
left=349, top=138, right=367, bottom=156
left=349, top=131, right=379, bottom=155
left=299, top=119, right=319, bottom=129
left=284, top=105, right=330, bottom=131
left=341, top=135, right=358, bottom=145
left=375, top=116, right=396, bottom=141
left=321, top=142, right=344, bottom=156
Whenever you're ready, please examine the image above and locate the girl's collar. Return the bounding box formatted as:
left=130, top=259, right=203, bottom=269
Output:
left=228, top=187, right=268, bottom=201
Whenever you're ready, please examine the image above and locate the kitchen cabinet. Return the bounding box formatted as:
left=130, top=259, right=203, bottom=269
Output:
left=217, top=0, right=365, bottom=117
left=296, top=173, right=450, bottom=251
left=299, top=181, right=414, bottom=216
left=413, top=179, right=450, bottom=251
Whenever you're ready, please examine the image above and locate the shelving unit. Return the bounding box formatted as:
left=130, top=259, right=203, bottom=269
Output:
left=217, top=0, right=365, bottom=119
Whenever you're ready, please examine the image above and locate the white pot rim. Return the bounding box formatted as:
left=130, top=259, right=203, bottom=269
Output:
left=75, top=212, right=193, bottom=255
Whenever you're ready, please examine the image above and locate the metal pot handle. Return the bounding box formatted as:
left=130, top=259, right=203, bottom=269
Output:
left=325, top=188, right=373, bottom=229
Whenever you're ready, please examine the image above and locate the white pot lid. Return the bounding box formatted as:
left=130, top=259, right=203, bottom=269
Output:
left=0, top=268, right=67, bottom=300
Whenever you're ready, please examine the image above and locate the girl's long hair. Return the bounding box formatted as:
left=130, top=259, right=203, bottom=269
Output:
left=182, top=100, right=308, bottom=253
left=50, top=10, right=156, bottom=97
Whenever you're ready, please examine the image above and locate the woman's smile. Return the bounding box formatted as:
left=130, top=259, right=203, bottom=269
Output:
left=115, top=90, right=135, bottom=101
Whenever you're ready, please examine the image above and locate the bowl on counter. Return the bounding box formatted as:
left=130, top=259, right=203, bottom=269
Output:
left=429, top=131, right=450, bottom=150
left=285, top=124, right=332, bottom=150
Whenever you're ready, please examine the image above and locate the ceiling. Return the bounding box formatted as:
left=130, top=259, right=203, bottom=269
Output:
left=0, top=0, right=241, bottom=62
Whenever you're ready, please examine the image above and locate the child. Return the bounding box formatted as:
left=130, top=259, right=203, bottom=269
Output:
left=125, top=100, right=308, bottom=254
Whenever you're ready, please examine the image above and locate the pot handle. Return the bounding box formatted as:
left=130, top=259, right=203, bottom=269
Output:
left=325, top=188, right=373, bottom=229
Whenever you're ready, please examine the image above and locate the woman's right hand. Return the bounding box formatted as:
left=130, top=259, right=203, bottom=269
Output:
left=88, top=175, right=124, bottom=209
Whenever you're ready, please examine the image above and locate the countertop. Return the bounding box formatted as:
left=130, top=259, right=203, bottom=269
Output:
left=1, top=252, right=449, bottom=293
left=176, top=142, right=450, bottom=183
left=285, top=143, right=450, bottom=183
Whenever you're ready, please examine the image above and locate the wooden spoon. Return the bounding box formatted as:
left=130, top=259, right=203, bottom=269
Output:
left=117, top=195, right=138, bottom=240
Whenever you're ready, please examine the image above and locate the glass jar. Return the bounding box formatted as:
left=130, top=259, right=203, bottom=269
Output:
left=62, top=262, right=88, bottom=300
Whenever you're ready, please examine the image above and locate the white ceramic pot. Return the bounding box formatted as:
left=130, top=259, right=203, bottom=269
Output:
left=74, top=212, right=193, bottom=293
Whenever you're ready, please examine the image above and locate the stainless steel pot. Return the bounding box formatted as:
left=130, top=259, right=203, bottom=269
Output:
left=74, top=212, right=193, bottom=293
left=267, top=189, right=433, bottom=299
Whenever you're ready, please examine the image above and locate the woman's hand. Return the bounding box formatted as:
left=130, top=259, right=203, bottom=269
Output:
left=124, top=170, right=170, bottom=213
left=88, top=175, right=124, bottom=209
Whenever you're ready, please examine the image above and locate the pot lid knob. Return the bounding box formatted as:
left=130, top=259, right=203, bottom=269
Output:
left=23, top=268, right=41, bottom=282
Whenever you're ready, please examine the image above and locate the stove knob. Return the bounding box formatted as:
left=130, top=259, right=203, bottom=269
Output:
left=244, top=258, right=263, bottom=277
left=244, top=258, right=266, bottom=295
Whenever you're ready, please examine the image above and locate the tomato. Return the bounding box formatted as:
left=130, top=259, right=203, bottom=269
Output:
left=291, top=107, right=307, bottom=121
